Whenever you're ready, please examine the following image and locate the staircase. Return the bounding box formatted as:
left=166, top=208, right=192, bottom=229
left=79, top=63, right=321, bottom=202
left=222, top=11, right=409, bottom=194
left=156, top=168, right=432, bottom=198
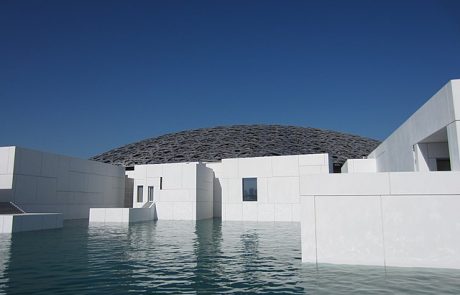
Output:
left=0, top=202, right=25, bottom=214
left=142, top=201, right=154, bottom=208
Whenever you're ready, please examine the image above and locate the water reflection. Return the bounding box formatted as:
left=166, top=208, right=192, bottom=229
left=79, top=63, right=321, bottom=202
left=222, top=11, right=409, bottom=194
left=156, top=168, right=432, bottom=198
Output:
left=0, top=219, right=460, bottom=294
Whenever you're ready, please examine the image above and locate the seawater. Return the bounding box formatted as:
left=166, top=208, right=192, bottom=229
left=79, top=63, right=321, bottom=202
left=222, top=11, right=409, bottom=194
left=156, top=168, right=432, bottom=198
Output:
left=0, top=219, right=459, bottom=294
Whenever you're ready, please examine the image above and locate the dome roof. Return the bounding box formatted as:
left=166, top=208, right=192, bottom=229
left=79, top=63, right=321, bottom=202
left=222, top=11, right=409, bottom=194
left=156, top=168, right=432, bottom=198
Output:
left=90, top=125, right=380, bottom=169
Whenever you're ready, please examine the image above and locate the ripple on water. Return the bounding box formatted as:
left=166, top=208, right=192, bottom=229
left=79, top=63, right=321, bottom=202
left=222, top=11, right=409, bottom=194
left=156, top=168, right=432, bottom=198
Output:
left=0, top=219, right=460, bottom=294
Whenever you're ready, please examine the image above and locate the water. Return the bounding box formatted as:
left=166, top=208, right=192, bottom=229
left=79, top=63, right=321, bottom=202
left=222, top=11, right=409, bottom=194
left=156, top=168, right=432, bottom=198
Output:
left=1, top=219, right=460, bottom=294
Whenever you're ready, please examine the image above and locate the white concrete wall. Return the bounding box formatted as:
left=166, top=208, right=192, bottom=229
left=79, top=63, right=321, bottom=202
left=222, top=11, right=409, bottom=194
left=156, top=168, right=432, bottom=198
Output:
left=1, top=147, right=125, bottom=219
left=341, top=159, right=377, bottom=173
left=89, top=207, right=155, bottom=223
left=368, top=80, right=460, bottom=172
left=221, top=154, right=330, bottom=222
left=205, top=162, right=223, bottom=218
left=415, top=142, right=450, bottom=171
left=196, top=164, right=214, bottom=219
left=300, top=171, right=460, bottom=269
left=0, top=147, right=16, bottom=202
left=0, top=213, right=63, bottom=233
left=132, top=162, right=213, bottom=220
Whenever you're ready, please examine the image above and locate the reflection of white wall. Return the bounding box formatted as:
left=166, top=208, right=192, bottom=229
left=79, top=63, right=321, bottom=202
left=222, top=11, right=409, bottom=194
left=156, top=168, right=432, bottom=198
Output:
left=132, top=162, right=213, bottom=220
left=0, top=146, right=125, bottom=219
left=300, top=172, right=460, bottom=269
left=221, top=154, right=330, bottom=222
left=369, top=80, right=460, bottom=172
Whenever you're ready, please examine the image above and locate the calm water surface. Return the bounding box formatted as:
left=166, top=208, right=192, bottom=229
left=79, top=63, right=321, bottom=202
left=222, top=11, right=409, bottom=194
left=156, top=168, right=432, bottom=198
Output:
left=1, top=219, right=460, bottom=294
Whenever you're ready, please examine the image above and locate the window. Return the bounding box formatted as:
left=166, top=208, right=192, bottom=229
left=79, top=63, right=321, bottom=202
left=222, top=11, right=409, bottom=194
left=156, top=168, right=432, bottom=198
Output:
left=148, top=186, right=154, bottom=202
left=137, top=185, right=143, bottom=202
left=160, top=177, right=163, bottom=190
left=436, top=158, right=451, bottom=171
left=242, top=178, right=257, bottom=201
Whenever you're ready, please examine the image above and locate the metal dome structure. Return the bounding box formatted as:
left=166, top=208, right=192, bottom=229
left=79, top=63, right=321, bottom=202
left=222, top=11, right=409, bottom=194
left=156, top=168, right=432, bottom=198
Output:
left=90, top=125, right=380, bottom=170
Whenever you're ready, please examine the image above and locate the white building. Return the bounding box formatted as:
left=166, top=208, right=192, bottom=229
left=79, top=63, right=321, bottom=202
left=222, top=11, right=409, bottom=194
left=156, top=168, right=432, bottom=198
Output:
left=300, top=79, right=460, bottom=269
left=1, top=79, right=460, bottom=270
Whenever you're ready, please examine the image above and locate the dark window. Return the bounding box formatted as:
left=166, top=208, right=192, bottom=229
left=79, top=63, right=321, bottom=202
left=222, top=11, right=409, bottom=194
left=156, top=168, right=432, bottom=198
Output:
left=242, top=178, right=257, bottom=201
left=137, top=185, right=143, bottom=202
left=160, top=177, right=163, bottom=190
left=436, top=158, right=451, bottom=171
left=125, top=166, right=134, bottom=171
left=148, top=186, right=154, bottom=202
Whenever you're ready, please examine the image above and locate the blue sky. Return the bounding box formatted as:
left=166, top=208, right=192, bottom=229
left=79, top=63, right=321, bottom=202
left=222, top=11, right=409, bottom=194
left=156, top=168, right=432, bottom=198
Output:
left=1, top=0, right=459, bottom=158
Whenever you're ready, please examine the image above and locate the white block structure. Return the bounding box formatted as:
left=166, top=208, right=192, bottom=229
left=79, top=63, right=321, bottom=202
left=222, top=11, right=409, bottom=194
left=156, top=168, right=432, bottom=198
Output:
left=89, top=207, right=156, bottom=223
left=0, top=146, right=125, bottom=220
left=300, top=172, right=460, bottom=269
left=0, top=213, right=63, bottom=233
left=217, top=154, right=331, bottom=222
left=368, top=79, right=460, bottom=172
left=129, top=162, right=214, bottom=220
left=301, top=79, right=460, bottom=269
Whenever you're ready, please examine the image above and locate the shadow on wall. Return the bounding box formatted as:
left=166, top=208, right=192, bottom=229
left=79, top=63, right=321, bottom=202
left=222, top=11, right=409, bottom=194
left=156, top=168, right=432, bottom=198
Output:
left=213, top=178, right=222, bottom=218
left=124, top=176, right=134, bottom=208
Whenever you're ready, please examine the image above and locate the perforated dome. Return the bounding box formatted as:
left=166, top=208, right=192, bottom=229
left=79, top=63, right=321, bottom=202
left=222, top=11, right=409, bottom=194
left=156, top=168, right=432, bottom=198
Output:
left=90, top=125, right=380, bottom=169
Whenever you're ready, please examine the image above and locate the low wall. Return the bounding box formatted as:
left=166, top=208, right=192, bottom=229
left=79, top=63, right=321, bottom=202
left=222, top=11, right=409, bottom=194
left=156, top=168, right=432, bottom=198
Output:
left=300, top=171, right=460, bottom=269
left=89, top=207, right=156, bottom=223
left=0, top=213, right=63, bottom=233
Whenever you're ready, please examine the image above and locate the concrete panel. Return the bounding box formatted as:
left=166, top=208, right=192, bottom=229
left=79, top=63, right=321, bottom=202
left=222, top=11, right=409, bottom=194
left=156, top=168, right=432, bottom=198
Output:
left=41, top=153, right=59, bottom=178
left=173, top=202, right=195, bottom=220
left=227, top=178, right=242, bottom=203
left=299, top=154, right=327, bottom=166
left=196, top=201, right=213, bottom=220
left=0, top=175, right=13, bottom=190
left=104, top=208, right=123, bottom=222
left=14, top=175, right=37, bottom=203
left=145, top=164, right=163, bottom=178
left=238, top=157, right=272, bottom=178
left=268, top=177, right=299, bottom=204
left=382, top=195, right=460, bottom=269
left=301, top=196, right=316, bottom=263
left=36, top=177, right=57, bottom=204
left=0, top=147, right=12, bottom=175
left=1, top=216, right=13, bottom=233
left=389, top=172, right=460, bottom=195
left=89, top=208, right=106, bottom=222
left=242, top=202, right=258, bottom=221
left=15, top=148, right=42, bottom=176
left=300, top=173, right=390, bottom=196
left=256, top=177, right=269, bottom=204
left=272, top=155, right=299, bottom=177
left=163, top=164, right=183, bottom=189
left=299, top=165, right=323, bottom=175
left=155, top=202, right=174, bottom=219
left=226, top=203, right=243, bottom=220
left=315, top=195, right=384, bottom=266
left=274, top=203, right=292, bottom=221
left=182, top=163, right=197, bottom=189
left=447, top=121, right=460, bottom=171
left=158, top=189, right=190, bottom=202
left=222, top=158, right=238, bottom=178
left=257, top=204, right=275, bottom=221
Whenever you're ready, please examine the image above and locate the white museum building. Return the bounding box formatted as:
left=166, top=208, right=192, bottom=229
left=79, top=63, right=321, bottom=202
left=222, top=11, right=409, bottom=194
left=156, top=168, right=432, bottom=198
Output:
left=1, top=79, right=459, bottom=270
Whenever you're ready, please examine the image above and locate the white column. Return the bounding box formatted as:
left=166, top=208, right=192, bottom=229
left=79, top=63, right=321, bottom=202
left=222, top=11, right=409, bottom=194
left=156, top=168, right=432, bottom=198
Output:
left=447, top=121, right=460, bottom=171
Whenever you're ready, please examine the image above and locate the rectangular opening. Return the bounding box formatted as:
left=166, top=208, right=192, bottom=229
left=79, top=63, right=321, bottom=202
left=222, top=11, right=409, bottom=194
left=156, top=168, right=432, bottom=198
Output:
left=148, top=186, right=154, bottom=202
left=137, top=185, right=143, bottom=203
left=160, top=177, right=163, bottom=190
left=436, top=158, right=451, bottom=171
left=242, top=178, right=257, bottom=201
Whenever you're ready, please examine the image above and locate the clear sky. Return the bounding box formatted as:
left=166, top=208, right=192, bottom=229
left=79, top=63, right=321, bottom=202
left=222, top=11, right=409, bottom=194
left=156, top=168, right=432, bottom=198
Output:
left=1, top=0, right=459, bottom=158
